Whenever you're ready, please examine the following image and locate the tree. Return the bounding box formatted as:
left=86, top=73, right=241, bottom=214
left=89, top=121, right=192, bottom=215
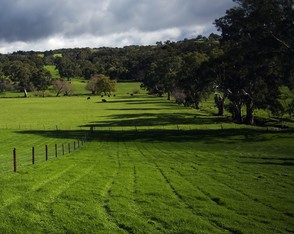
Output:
left=3, top=59, right=52, bottom=97
left=0, top=70, right=12, bottom=93
left=215, top=0, right=294, bottom=124
left=52, top=79, right=73, bottom=97
left=177, top=52, right=210, bottom=109
left=55, top=56, right=80, bottom=80
left=78, top=60, right=97, bottom=80
left=143, top=42, right=182, bottom=99
left=31, top=69, right=52, bottom=93
left=3, top=60, right=34, bottom=97
left=86, top=74, right=116, bottom=95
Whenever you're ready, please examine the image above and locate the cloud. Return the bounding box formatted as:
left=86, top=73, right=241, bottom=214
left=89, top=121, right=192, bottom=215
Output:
left=0, top=0, right=235, bottom=53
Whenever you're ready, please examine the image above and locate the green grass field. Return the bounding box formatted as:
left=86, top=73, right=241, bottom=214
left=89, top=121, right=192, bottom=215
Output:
left=44, top=65, right=61, bottom=78
left=0, top=83, right=293, bottom=233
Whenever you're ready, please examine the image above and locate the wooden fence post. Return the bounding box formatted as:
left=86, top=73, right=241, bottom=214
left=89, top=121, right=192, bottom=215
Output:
left=45, top=145, right=48, bottom=161
left=62, top=144, right=65, bottom=155
left=68, top=143, right=71, bottom=153
left=55, top=144, right=58, bottom=157
left=13, top=148, right=17, bottom=172
left=32, top=146, right=35, bottom=165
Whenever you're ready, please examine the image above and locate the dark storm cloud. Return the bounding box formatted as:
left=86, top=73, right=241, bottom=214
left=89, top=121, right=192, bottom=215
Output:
left=0, top=0, right=234, bottom=42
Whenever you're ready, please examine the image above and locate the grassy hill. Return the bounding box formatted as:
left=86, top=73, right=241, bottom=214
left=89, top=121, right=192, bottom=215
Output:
left=44, top=65, right=61, bottom=78
left=0, top=83, right=293, bottom=233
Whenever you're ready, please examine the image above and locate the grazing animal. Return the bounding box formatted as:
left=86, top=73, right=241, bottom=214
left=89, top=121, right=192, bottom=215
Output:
left=102, top=99, right=107, bottom=102
left=130, top=93, right=134, bottom=96
left=87, top=97, right=91, bottom=100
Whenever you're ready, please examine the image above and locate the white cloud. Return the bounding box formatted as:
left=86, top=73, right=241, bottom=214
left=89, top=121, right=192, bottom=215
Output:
left=0, top=25, right=209, bottom=53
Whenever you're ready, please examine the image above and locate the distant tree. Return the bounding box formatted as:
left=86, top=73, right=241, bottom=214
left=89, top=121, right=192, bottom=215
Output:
left=43, top=54, right=55, bottom=65
left=52, top=79, right=73, bottom=97
left=177, top=52, right=210, bottom=109
left=86, top=74, right=116, bottom=95
left=3, top=59, right=52, bottom=97
left=78, top=60, right=97, bottom=80
left=3, top=60, right=34, bottom=97
left=0, top=70, right=13, bottom=93
left=55, top=56, right=80, bottom=80
left=31, top=69, right=52, bottom=92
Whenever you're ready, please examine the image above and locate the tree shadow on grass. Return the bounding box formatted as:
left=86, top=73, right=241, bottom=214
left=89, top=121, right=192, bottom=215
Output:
left=241, top=161, right=294, bottom=166
left=15, top=128, right=294, bottom=145
left=82, top=113, right=231, bottom=127
left=15, top=109, right=294, bottom=144
left=95, top=99, right=173, bottom=106
left=106, top=108, right=171, bottom=111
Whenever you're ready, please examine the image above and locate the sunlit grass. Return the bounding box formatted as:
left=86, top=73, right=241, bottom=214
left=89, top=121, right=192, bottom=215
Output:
left=0, top=83, right=293, bottom=233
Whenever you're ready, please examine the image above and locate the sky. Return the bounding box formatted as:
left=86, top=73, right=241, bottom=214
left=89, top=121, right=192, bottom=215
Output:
left=0, top=0, right=235, bottom=53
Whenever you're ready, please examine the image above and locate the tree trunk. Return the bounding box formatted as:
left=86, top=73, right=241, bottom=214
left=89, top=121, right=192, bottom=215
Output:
left=245, top=100, right=254, bottom=125
left=167, top=91, right=171, bottom=101
left=194, top=102, right=200, bottom=109
left=214, top=93, right=225, bottom=116
left=23, top=89, right=28, bottom=98
left=232, top=102, right=243, bottom=123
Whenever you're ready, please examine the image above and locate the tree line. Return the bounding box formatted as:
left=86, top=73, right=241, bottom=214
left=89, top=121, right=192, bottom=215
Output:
left=0, top=0, right=293, bottom=124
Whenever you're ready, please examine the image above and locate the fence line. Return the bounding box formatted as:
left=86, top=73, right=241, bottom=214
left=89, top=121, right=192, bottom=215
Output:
left=12, top=136, right=89, bottom=172
left=9, top=129, right=92, bottom=173
left=3, top=124, right=254, bottom=174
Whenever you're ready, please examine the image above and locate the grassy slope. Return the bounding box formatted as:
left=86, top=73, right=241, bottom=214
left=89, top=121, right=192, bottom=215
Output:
left=44, top=65, right=61, bottom=79
left=0, top=83, right=293, bottom=233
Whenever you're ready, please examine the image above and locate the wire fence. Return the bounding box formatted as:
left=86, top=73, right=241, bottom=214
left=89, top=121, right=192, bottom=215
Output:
left=1, top=123, right=277, bottom=175
left=0, top=128, right=93, bottom=175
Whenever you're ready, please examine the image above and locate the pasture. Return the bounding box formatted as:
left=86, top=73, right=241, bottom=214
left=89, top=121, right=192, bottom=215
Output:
left=0, top=83, right=293, bottom=233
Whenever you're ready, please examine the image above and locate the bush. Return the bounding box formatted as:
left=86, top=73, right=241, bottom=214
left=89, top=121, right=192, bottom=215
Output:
left=132, top=89, right=140, bottom=94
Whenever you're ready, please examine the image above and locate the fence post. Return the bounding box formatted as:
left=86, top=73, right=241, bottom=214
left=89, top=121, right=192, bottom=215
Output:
left=13, top=148, right=17, bottom=172
left=68, top=143, right=71, bottom=154
left=62, top=144, right=65, bottom=155
left=32, top=146, right=35, bottom=165
left=55, top=144, right=58, bottom=157
left=45, top=145, right=48, bottom=161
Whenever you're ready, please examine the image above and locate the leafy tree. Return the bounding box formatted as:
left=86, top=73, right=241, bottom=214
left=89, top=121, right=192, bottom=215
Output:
left=143, top=42, right=182, bottom=99
left=86, top=74, right=116, bottom=95
left=3, top=60, right=34, bottom=97
left=31, top=69, right=52, bottom=92
left=177, top=52, right=209, bottom=109
left=3, top=59, right=52, bottom=97
left=215, top=0, right=294, bottom=124
left=55, top=56, right=80, bottom=80
left=0, top=69, right=13, bottom=93
left=78, top=60, right=97, bottom=80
